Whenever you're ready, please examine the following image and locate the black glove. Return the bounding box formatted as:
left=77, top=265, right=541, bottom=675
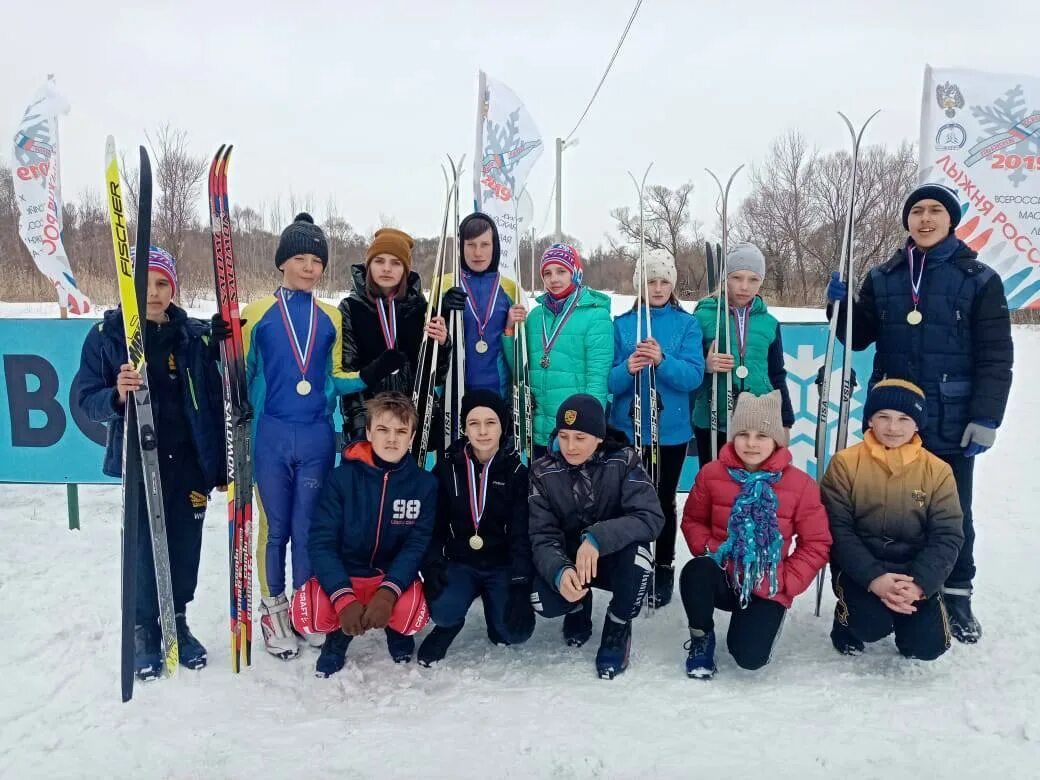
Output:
left=442, top=286, right=468, bottom=313
left=503, top=580, right=535, bottom=639
left=421, top=557, right=450, bottom=603
left=210, top=312, right=246, bottom=342
left=360, top=350, right=406, bottom=387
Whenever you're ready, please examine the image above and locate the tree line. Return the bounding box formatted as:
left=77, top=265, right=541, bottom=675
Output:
left=1, top=124, right=919, bottom=309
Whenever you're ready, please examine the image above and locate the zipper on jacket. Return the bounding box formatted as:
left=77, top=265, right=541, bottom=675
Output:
left=185, top=367, right=200, bottom=411
left=370, top=471, right=389, bottom=568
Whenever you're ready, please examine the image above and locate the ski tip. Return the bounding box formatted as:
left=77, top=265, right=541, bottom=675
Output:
left=105, top=135, right=117, bottom=164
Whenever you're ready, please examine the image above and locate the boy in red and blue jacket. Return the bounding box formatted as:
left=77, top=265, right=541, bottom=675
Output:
left=302, top=392, right=436, bottom=677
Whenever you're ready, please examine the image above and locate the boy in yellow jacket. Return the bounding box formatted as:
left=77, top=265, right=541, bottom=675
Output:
left=820, top=379, right=963, bottom=660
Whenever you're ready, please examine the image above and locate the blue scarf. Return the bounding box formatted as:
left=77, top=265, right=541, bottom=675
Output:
left=709, top=467, right=783, bottom=607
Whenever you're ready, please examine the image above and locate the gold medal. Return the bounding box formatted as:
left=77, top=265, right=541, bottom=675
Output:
left=735, top=365, right=749, bottom=380
left=469, top=534, right=484, bottom=551
left=296, top=379, right=312, bottom=395
left=906, top=310, right=923, bottom=326
left=475, top=339, right=489, bottom=354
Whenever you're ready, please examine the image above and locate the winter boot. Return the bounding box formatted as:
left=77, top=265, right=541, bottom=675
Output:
left=260, top=594, right=300, bottom=660
left=684, top=628, right=717, bottom=679
left=651, top=565, right=675, bottom=609
left=175, top=613, right=208, bottom=670
left=134, top=622, right=163, bottom=682
left=595, top=613, right=632, bottom=680
left=315, top=630, right=352, bottom=678
left=386, top=628, right=415, bottom=663
left=563, top=595, right=594, bottom=648
left=830, top=619, right=864, bottom=656
left=417, top=624, right=465, bottom=667
left=945, top=591, right=982, bottom=644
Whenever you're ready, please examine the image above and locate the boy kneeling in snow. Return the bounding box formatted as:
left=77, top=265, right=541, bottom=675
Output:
left=822, top=379, right=963, bottom=661
left=529, top=394, right=664, bottom=679
left=299, top=392, right=435, bottom=677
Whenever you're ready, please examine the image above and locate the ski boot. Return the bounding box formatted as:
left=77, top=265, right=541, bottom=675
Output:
left=595, top=614, right=632, bottom=680
left=563, top=595, right=593, bottom=648
left=830, top=619, right=864, bottom=656
left=134, top=622, right=163, bottom=682
left=417, top=624, right=465, bottom=667
left=315, top=631, right=352, bottom=678
left=176, top=613, right=208, bottom=670
left=651, top=565, right=675, bottom=609
left=684, top=628, right=717, bottom=679
left=260, top=594, right=300, bottom=660
left=386, top=628, right=415, bottom=663
left=945, top=591, right=982, bottom=644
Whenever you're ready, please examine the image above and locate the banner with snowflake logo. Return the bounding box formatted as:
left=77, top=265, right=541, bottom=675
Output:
left=473, top=71, right=543, bottom=282
left=919, top=65, right=1040, bottom=309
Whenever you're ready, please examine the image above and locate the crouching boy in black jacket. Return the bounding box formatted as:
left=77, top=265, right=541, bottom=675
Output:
left=529, top=393, right=665, bottom=679
left=302, top=392, right=435, bottom=677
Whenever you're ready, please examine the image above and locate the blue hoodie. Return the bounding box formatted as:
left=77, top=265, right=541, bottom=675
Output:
left=607, top=302, right=704, bottom=445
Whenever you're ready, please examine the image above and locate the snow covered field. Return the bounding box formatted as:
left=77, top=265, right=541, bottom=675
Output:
left=1, top=328, right=1038, bottom=779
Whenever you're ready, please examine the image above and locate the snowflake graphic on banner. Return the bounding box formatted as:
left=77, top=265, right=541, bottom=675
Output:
left=481, top=109, right=541, bottom=205
left=970, top=85, right=1040, bottom=188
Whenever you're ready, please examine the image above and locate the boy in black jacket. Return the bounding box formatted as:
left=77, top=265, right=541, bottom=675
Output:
left=77, top=246, right=225, bottom=679
left=418, top=390, right=534, bottom=666
left=304, top=393, right=436, bottom=677
left=529, top=394, right=665, bottom=679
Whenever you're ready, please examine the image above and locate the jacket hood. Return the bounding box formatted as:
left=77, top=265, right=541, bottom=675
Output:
left=349, top=263, right=426, bottom=312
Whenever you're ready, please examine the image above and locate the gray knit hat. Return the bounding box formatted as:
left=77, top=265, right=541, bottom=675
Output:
left=276, top=212, right=329, bottom=269
left=728, top=390, right=788, bottom=447
left=726, top=242, right=765, bottom=278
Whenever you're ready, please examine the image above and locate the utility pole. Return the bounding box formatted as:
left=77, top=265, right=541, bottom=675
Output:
left=554, top=137, right=579, bottom=242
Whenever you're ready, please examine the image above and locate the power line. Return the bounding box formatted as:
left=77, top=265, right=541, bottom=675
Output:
left=564, top=0, right=645, bottom=142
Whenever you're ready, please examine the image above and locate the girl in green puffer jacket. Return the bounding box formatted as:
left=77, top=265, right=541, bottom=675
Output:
left=692, top=243, right=794, bottom=465
left=504, top=244, right=613, bottom=453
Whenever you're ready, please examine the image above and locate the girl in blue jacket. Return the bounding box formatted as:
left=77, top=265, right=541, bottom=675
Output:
left=608, top=248, right=704, bottom=606
left=77, top=246, right=225, bottom=680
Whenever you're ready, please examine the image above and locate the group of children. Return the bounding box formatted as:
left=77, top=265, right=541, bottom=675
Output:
left=79, top=182, right=1012, bottom=681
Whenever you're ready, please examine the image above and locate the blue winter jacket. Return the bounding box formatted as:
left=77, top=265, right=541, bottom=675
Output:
left=607, top=303, right=705, bottom=445
left=76, top=304, right=226, bottom=488
left=835, top=234, right=1013, bottom=455
left=308, top=441, right=437, bottom=607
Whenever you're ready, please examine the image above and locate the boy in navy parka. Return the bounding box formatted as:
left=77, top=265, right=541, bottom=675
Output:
left=304, top=392, right=436, bottom=677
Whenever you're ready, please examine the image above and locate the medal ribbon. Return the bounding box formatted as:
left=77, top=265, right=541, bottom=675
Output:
left=276, top=288, right=317, bottom=378
left=376, top=298, right=397, bottom=349
left=731, top=305, right=749, bottom=362
left=466, top=451, right=495, bottom=534
left=907, top=242, right=927, bottom=311
left=461, top=272, right=501, bottom=343
left=541, top=288, right=581, bottom=360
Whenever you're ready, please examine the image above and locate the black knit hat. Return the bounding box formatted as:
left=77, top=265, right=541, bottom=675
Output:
left=276, top=212, right=329, bottom=269
left=462, top=389, right=510, bottom=432
left=555, top=393, right=606, bottom=439
left=862, top=379, right=927, bottom=432
left=902, top=184, right=962, bottom=230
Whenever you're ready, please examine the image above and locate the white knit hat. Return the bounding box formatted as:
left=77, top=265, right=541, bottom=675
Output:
left=633, top=247, right=677, bottom=290
left=728, top=390, right=788, bottom=447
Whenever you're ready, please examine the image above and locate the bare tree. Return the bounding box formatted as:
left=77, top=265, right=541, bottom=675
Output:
left=146, top=124, right=207, bottom=262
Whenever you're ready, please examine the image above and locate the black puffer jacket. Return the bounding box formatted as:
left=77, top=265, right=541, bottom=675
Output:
left=338, top=264, right=451, bottom=440
left=528, top=429, right=664, bottom=586
left=835, top=236, right=1013, bottom=454
left=426, top=438, right=532, bottom=580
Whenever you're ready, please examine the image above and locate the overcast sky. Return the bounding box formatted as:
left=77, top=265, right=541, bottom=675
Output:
left=4, top=0, right=1039, bottom=252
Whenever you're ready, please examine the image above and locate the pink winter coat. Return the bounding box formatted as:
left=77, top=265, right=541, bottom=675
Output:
left=681, top=443, right=832, bottom=608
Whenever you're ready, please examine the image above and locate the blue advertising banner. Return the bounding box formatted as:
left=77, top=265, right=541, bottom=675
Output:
left=0, top=318, right=876, bottom=488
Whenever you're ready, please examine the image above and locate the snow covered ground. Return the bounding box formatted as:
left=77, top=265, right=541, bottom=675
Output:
left=1, top=328, right=1038, bottom=778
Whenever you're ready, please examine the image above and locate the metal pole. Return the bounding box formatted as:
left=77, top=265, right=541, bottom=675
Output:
left=554, top=137, right=563, bottom=242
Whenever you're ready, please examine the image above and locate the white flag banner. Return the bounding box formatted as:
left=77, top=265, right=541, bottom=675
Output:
left=12, top=79, right=90, bottom=314
left=919, top=64, right=1040, bottom=310
left=474, top=71, right=543, bottom=282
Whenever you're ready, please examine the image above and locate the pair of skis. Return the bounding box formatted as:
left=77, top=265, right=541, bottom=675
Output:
left=443, top=155, right=467, bottom=450
left=415, top=159, right=464, bottom=465
left=813, top=111, right=880, bottom=616
left=106, top=139, right=178, bottom=702
left=207, top=145, right=254, bottom=668
left=705, top=166, right=744, bottom=460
